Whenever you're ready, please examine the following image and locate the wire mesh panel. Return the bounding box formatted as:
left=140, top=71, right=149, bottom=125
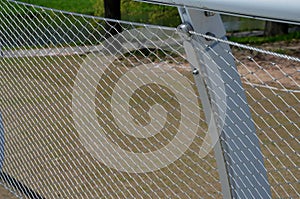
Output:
left=0, top=0, right=299, bottom=198
left=0, top=1, right=222, bottom=198
left=231, top=46, right=299, bottom=198
left=188, top=31, right=300, bottom=198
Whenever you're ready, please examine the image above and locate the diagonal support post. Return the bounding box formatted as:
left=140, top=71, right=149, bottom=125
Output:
left=177, top=7, right=272, bottom=199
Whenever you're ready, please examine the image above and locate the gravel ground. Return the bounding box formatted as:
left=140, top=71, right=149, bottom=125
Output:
left=0, top=39, right=298, bottom=199
left=0, top=185, right=17, bottom=199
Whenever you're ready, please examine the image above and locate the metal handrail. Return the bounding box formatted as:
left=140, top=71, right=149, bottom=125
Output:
left=138, top=0, right=300, bottom=25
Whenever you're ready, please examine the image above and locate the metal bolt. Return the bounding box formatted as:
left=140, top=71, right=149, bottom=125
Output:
left=192, top=68, right=199, bottom=75
left=177, top=23, right=194, bottom=40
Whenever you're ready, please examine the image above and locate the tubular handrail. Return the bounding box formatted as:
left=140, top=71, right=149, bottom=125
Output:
left=138, top=0, right=300, bottom=25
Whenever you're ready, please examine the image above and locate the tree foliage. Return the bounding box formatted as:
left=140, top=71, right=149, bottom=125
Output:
left=93, top=0, right=180, bottom=27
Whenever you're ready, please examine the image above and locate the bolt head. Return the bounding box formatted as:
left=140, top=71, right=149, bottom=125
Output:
left=192, top=68, right=199, bottom=75
left=177, top=23, right=193, bottom=40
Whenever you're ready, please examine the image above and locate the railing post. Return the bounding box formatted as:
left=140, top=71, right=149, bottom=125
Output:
left=177, top=7, right=272, bottom=198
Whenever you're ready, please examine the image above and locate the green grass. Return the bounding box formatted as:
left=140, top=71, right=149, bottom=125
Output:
left=229, top=31, right=300, bottom=44
left=18, top=0, right=97, bottom=15
left=9, top=0, right=299, bottom=39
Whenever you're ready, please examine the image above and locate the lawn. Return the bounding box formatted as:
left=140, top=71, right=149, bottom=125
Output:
left=18, top=0, right=97, bottom=15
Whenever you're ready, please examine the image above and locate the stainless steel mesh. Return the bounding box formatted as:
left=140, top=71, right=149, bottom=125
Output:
left=0, top=0, right=299, bottom=198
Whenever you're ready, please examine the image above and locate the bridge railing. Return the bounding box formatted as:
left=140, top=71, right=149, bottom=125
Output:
left=0, top=0, right=299, bottom=198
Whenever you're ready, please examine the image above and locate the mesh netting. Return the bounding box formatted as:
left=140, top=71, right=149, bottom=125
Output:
left=0, top=0, right=299, bottom=198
